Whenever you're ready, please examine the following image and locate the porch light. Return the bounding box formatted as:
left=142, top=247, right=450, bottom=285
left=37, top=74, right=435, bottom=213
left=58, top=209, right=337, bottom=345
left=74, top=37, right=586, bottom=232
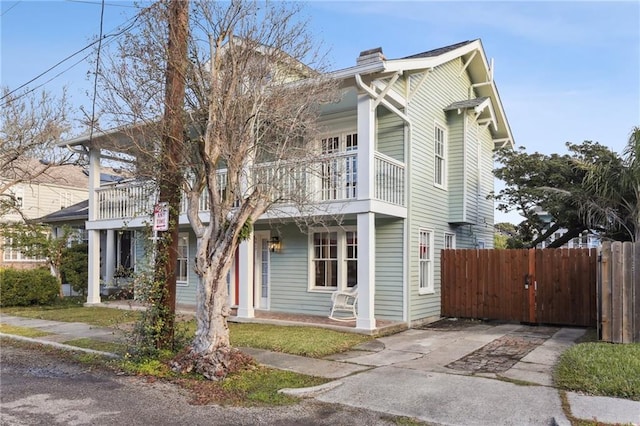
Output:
left=269, top=236, right=281, bottom=253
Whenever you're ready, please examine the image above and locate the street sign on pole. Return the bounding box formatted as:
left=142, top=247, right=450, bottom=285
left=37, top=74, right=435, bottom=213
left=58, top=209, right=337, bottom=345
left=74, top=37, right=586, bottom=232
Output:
left=153, top=202, right=169, bottom=231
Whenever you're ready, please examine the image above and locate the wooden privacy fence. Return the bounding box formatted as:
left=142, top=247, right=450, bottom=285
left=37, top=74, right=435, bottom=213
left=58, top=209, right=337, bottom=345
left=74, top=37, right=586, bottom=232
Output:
left=599, top=241, right=640, bottom=343
left=441, top=248, right=597, bottom=327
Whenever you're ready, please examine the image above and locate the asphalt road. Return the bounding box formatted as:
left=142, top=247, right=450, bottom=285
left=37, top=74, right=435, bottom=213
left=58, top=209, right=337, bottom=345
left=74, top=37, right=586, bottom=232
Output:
left=0, top=341, right=403, bottom=426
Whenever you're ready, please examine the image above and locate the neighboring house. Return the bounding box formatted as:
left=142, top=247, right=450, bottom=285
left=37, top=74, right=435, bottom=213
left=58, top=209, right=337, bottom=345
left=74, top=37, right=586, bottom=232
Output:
left=0, top=160, right=89, bottom=270
left=60, top=39, right=514, bottom=331
left=37, top=199, right=135, bottom=295
left=533, top=208, right=601, bottom=249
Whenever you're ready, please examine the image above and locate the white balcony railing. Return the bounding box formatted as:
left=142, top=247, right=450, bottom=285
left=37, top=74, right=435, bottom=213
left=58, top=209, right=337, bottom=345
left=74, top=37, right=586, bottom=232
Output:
left=374, top=152, right=405, bottom=206
left=95, top=151, right=405, bottom=220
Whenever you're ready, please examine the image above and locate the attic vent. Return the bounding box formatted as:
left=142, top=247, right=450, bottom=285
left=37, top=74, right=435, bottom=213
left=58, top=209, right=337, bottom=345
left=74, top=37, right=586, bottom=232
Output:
left=357, top=47, right=385, bottom=66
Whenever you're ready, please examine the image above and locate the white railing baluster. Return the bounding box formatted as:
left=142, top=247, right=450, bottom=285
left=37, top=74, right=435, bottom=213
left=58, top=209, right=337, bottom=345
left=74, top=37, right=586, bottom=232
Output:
left=94, top=152, right=404, bottom=220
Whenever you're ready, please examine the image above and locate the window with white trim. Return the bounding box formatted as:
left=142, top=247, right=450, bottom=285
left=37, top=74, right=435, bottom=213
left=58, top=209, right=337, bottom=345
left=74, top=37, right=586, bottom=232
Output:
left=176, top=233, right=189, bottom=286
left=311, top=228, right=357, bottom=290
left=320, top=132, right=358, bottom=200
left=434, top=124, right=447, bottom=188
left=444, top=232, right=456, bottom=249
left=2, top=237, right=46, bottom=262
left=419, top=229, right=434, bottom=293
left=60, top=191, right=71, bottom=210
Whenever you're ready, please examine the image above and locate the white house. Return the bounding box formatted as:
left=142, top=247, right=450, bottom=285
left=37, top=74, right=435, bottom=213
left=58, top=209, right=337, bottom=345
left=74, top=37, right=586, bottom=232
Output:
left=0, top=160, right=89, bottom=270
left=61, top=39, right=514, bottom=331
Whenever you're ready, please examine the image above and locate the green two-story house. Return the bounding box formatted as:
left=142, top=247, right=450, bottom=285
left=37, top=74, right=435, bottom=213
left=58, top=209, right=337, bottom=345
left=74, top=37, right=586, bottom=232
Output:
left=62, top=39, right=514, bottom=332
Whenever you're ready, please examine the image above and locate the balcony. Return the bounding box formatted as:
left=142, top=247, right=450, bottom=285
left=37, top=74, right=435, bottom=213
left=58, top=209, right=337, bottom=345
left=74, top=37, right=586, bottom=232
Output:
left=94, top=151, right=404, bottom=221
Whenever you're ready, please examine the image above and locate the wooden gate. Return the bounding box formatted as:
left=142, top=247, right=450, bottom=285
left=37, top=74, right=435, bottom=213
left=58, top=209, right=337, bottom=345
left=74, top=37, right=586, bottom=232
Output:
left=441, top=248, right=597, bottom=327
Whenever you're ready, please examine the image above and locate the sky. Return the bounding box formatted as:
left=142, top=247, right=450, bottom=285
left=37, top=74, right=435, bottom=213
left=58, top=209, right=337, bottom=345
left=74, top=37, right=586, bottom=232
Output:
left=1, top=1, right=639, bottom=224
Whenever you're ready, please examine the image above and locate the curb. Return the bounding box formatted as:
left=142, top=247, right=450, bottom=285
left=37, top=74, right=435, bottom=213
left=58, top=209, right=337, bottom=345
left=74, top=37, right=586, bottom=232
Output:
left=278, top=380, right=343, bottom=398
left=0, top=333, right=120, bottom=359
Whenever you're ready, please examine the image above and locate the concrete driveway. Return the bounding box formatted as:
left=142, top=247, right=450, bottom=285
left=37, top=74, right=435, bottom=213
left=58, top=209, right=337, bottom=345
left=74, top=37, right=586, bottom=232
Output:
left=314, top=320, right=584, bottom=425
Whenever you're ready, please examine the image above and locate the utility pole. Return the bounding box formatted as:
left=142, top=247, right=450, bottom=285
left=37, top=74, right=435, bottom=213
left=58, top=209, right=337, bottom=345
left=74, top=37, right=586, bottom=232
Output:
left=155, top=0, right=189, bottom=349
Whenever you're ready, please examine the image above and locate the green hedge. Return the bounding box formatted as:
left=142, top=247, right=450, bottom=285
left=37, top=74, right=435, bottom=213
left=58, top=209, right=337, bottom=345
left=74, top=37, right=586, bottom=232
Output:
left=0, top=268, right=59, bottom=307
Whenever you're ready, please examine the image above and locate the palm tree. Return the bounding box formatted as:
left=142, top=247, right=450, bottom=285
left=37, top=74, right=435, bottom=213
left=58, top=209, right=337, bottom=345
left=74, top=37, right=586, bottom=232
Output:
left=580, top=127, right=640, bottom=241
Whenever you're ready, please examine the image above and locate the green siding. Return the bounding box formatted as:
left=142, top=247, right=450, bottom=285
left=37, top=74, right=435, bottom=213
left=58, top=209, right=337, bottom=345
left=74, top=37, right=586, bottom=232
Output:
left=406, top=57, right=494, bottom=323
left=268, top=223, right=334, bottom=316
left=377, top=106, right=405, bottom=162
left=447, top=113, right=465, bottom=222
left=375, top=218, right=404, bottom=321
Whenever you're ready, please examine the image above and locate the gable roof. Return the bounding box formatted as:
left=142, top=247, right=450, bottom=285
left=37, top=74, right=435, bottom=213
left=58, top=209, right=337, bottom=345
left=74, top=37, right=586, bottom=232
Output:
left=62, top=39, right=515, bottom=151
left=0, top=158, right=89, bottom=190
left=401, top=40, right=474, bottom=59
left=332, top=39, right=514, bottom=148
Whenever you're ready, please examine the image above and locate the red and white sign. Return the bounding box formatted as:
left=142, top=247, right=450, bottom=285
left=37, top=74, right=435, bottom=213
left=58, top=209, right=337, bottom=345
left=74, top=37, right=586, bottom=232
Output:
left=153, top=202, right=169, bottom=231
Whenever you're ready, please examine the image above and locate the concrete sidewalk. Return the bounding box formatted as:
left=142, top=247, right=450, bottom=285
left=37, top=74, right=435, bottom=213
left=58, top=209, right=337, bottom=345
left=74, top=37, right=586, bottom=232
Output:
left=1, top=314, right=639, bottom=426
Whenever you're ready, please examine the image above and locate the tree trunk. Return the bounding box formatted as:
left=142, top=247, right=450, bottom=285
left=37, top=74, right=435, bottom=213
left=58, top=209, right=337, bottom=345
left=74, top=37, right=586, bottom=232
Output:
left=171, top=242, right=253, bottom=380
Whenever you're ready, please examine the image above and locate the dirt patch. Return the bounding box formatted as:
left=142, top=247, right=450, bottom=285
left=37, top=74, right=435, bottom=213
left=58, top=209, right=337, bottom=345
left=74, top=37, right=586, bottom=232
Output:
left=417, top=317, right=500, bottom=331
left=446, top=326, right=559, bottom=373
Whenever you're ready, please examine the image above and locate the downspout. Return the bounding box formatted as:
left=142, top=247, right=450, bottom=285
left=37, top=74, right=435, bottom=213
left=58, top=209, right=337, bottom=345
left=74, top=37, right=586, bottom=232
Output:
left=355, top=72, right=412, bottom=324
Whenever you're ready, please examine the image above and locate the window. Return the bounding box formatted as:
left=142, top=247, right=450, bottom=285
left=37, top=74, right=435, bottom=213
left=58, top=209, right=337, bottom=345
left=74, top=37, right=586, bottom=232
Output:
left=321, top=132, right=358, bottom=200
left=311, top=228, right=357, bottom=290
left=60, top=191, right=71, bottom=210
left=176, top=233, right=189, bottom=286
left=2, top=237, right=45, bottom=262
left=434, top=124, right=447, bottom=187
left=419, top=229, right=434, bottom=293
left=444, top=232, right=456, bottom=249
left=346, top=231, right=357, bottom=288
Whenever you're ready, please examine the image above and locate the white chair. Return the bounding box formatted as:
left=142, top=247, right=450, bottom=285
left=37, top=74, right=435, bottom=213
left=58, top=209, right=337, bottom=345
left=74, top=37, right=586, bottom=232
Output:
left=329, top=285, right=358, bottom=321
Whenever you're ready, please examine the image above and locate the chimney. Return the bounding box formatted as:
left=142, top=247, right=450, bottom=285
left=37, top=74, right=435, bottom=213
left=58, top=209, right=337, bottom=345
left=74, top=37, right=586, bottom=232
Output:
left=357, top=47, right=385, bottom=66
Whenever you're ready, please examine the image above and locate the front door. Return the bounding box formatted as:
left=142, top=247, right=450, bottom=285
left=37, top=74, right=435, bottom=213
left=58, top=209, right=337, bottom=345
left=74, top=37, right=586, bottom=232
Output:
left=254, top=232, right=271, bottom=310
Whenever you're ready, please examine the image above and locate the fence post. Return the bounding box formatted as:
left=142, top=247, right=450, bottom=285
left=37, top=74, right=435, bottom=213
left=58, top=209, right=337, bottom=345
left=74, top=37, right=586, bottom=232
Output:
left=527, top=248, right=536, bottom=323
left=600, top=242, right=611, bottom=342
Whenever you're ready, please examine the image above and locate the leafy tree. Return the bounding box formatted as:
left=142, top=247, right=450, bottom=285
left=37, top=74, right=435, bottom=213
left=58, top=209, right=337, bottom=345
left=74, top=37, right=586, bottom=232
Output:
left=579, top=127, right=640, bottom=241
left=492, top=141, right=621, bottom=247
left=96, top=1, right=338, bottom=379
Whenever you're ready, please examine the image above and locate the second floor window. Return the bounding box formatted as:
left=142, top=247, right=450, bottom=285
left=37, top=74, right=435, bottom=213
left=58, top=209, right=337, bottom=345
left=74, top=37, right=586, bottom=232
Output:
left=321, top=132, right=358, bottom=200
left=176, top=233, right=189, bottom=285
left=434, top=124, right=447, bottom=188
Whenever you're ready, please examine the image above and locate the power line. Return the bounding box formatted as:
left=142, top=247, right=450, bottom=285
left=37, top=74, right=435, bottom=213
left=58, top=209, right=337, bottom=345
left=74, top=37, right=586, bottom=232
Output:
left=0, top=1, right=22, bottom=17
left=88, top=0, right=106, bottom=145
left=65, top=0, right=140, bottom=8
left=1, top=5, right=146, bottom=104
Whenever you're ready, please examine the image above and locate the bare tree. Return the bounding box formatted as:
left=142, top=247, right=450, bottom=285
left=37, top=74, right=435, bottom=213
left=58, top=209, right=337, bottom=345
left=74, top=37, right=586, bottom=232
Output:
left=96, top=1, right=338, bottom=378
left=0, top=88, right=74, bottom=216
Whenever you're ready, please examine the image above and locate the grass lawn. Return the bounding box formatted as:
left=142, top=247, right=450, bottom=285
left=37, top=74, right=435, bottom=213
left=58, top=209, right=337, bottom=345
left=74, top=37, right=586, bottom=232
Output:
left=1, top=304, right=372, bottom=358
left=555, top=341, right=640, bottom=401
left=1, top=300, right=139, bottom=327
left=0, top=323, right=51, bottom=338
left=62, top=338, right=127, bottom=354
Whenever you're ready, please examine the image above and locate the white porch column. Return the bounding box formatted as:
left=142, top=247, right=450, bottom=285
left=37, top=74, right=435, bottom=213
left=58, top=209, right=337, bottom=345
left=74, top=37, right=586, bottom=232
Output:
left=86, top=148, right=101, bottom=305
left=236, top=232, right=255, bottom=318
left=105, top=229, right=116, bottom=285
left=356, top=212, right=376, bottom=330
left=357, top=92, right=376, bottom=201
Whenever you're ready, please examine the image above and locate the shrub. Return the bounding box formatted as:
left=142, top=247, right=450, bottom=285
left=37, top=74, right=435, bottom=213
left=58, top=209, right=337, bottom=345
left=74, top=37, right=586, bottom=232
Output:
left=60, top=243, right=88, bottom=295
left=0, top=268, right=59, bottom=307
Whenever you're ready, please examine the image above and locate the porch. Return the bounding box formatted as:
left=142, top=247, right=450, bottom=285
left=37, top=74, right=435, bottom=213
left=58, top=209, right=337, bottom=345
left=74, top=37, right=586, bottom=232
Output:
left=102, top=300, right=407, bottom=336
left=93, top=151, right=405, bottom=222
